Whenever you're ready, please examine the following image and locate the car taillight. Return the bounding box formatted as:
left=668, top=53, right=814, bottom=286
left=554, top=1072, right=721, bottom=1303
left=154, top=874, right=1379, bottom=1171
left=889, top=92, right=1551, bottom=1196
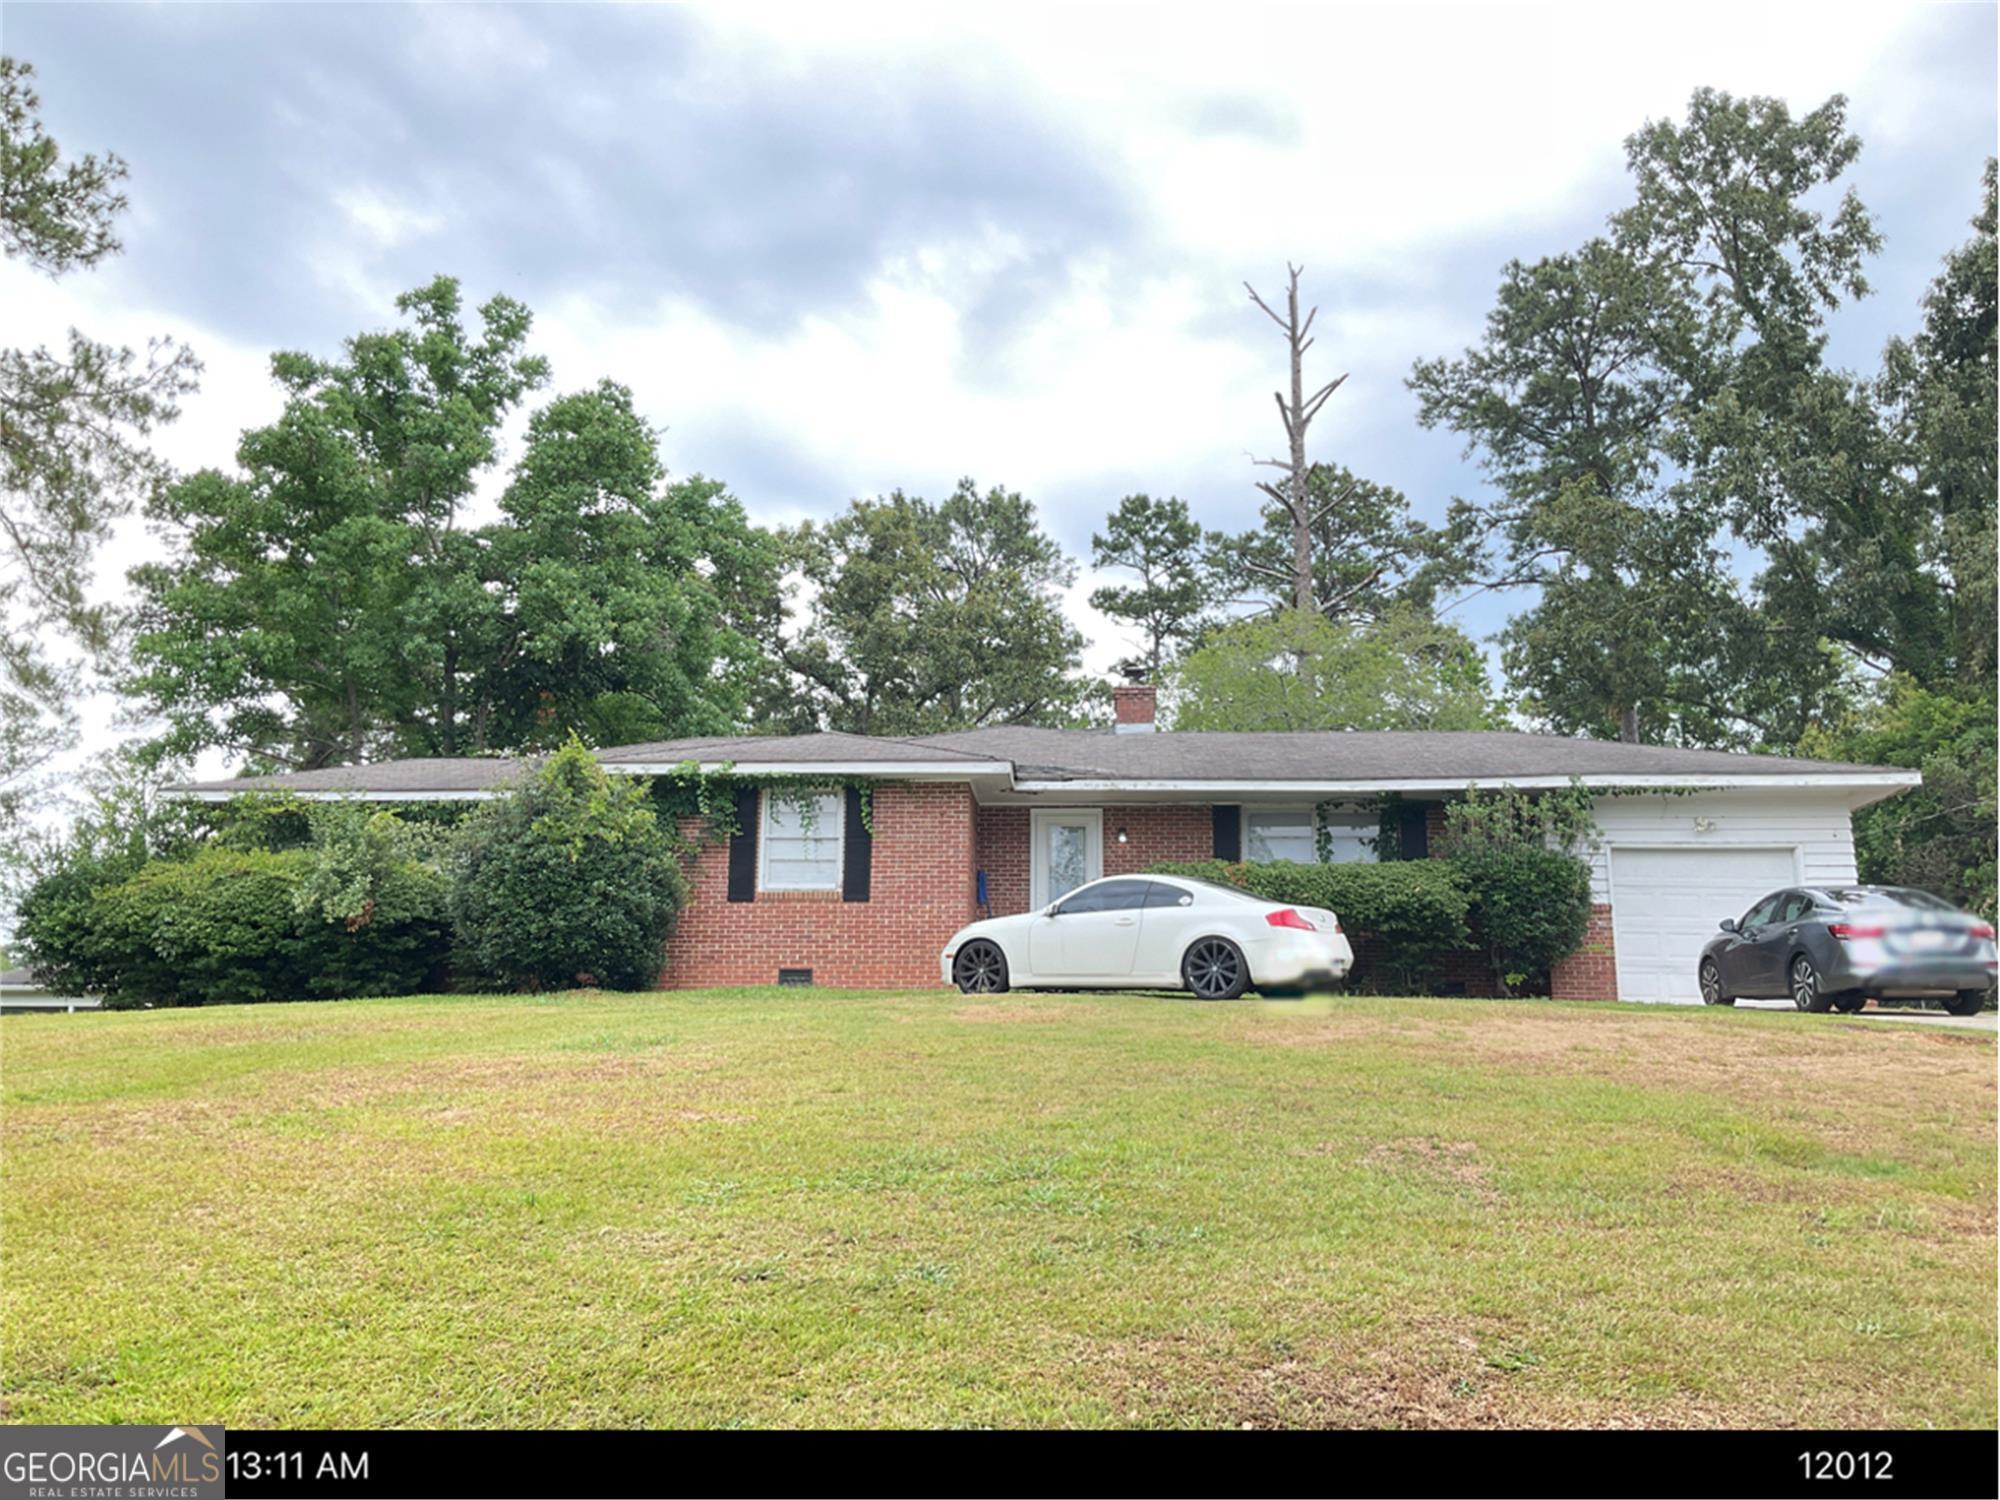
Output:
left=1266, top=908, right=1314, bottom=931
left=1827, top=922, right=1886, bottom=940
left=1969, top=924, right=1995, bottom=941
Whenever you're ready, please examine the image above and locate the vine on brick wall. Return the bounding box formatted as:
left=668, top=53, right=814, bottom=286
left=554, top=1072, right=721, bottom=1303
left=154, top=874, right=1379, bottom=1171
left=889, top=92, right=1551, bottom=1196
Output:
left=1371, top=792, right=1406, bottom=861
left=1312, top=798, right=1370, bottom=864
left=646, top=762, right=877, bottom=843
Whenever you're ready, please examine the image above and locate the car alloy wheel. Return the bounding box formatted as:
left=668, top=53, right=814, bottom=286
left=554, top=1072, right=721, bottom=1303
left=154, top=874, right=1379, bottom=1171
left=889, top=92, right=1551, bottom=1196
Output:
left=1699, top=959, right=1731, bottom=1006
left=953, top=940, right=1008, bottom=994
left=1791, top=955, right=1831, bottom=1013
left=1183, top=937, right=1247, bottom=1000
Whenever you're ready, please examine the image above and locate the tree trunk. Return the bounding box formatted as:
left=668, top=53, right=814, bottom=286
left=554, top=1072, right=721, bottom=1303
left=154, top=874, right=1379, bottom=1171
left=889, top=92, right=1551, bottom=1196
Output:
left=1246, top=265, right=1347, bottom=617
left=346, top=682, right=365, bottom=763
left=1617, top=703, right=1640, bottom=743
left=1283, top=276, right=1312, bottom=613
left=440, top=643, right=458, bottom=757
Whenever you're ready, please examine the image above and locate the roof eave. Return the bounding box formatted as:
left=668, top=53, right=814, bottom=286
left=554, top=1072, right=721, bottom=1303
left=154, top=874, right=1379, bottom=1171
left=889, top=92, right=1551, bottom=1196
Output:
left=601, top=758, right=1017, bottom=782
left=1004, top=770, right=1924, bottom=796
left=163, top=758, right=1020, bottom=802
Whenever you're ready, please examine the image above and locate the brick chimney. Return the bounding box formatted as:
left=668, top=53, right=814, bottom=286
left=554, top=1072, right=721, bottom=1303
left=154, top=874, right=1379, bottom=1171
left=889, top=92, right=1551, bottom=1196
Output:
left=1112, top=677, right=1158, bottom=734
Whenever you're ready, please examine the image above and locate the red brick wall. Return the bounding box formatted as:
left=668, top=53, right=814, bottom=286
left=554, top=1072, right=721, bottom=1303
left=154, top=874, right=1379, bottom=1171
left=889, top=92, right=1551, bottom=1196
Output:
left=1342, top=934, right=1506, bottom=997
left=1549, top=903, right=1618, bottom=1000
left=1104, top=805, right=1212, bottom=878
left=1425, top=801, right=1449, bottom=851
left=972, top=804, right=1213, bottom=917
left=659, top=787, right=1621, bottom=999
left=660, top=783, right=975, bottom=989
left=973, top=806, right=1030, bottom=917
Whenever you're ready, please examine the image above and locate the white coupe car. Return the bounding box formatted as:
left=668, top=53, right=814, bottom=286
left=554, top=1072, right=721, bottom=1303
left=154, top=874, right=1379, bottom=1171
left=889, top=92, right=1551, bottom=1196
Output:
left=941, top=874, right=1353, bottom=999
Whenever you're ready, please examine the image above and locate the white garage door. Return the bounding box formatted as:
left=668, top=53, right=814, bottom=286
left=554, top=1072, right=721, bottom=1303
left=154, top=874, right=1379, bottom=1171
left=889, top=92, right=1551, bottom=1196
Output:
left=1609, top=846, right=1798, bottom=1003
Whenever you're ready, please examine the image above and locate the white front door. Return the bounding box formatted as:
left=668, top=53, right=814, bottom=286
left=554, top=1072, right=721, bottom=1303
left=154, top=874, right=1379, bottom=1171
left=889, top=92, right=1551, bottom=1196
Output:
left=1030, top=809, right=1102, bottom=910
left=1609, top=845, right=1799, bottom=1003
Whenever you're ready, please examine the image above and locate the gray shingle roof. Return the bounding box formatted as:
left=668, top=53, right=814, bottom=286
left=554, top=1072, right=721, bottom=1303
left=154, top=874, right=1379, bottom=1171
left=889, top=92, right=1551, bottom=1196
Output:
left=907, top=726, right=1891, bottom=782
left=598, top=730, right=1004, bottom=766
left=171, top=758, right=529, bottom=796
left=166, top=726, right=1900, bottom=797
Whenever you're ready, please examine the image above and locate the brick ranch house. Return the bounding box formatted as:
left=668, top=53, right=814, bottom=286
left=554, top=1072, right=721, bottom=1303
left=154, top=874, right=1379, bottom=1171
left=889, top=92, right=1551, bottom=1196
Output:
left=169, top=683, right=1919, bottom=1002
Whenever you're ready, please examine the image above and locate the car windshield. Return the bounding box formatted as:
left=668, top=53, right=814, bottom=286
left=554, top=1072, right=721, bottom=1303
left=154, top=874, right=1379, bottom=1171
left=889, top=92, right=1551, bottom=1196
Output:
left=1825, top=887, right=1957, bottom=913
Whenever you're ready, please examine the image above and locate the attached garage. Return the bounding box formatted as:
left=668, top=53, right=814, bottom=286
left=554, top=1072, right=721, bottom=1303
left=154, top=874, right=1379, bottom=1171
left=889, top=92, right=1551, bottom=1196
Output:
left=1607, top=845, right=1800, bottom=1003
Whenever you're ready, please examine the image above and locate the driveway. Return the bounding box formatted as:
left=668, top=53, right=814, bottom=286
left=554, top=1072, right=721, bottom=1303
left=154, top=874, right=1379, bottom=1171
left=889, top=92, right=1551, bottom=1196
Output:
left=1736, top=998, right=1996, bottom=1033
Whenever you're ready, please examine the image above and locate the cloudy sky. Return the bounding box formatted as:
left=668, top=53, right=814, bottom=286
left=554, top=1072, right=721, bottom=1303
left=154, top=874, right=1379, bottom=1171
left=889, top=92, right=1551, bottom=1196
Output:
left=6, top=0, right=1995, bottom=772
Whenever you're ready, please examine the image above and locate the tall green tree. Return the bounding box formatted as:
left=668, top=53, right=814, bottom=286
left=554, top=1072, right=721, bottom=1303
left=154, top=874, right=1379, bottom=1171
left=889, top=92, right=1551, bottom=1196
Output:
left=1618, top=88, right=1880, bottom=424
left=130, top=277, right=547, bottom=766
left=1410, top=238, right=1735, bottom=741
left=468, top=383, right=778, bottom=753
left=0, top=56, right=199, bottom=825
left=1212, top=461, right=1477, bottom=624
left=1413, top=91, right=1885, bottom=748
left=1819, top=159, right=1996, bottom=692
left=1494, top=484, right=1841, bottom=748
left=1169, top=607, right=1495, bottom=733
left=1794, top=165, right=1998, bottom=917
left=127, top=279, right=775, bottom=766
left=767, top=479, right=1091, bottom=734
left=1801, top=676, right=1996, bottom=921
left=1088, top=493, right=1219, bottom=679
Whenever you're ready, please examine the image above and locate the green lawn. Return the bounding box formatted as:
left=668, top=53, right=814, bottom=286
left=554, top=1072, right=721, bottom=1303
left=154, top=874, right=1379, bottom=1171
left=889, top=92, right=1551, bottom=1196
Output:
left=1, top=989, right=1993, bottom=1429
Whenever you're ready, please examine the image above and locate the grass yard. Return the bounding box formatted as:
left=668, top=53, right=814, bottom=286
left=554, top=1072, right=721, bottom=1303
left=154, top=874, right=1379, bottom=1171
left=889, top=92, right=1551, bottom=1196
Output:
left=1, top=989, right=1993, bottom=1429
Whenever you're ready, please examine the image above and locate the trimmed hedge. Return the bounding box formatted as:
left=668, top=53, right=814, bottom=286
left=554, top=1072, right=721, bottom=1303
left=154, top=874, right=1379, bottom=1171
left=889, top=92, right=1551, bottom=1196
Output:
left=66, top=847, right=449, bottom=1008
left=1148, top=858, right=1472, bottom=990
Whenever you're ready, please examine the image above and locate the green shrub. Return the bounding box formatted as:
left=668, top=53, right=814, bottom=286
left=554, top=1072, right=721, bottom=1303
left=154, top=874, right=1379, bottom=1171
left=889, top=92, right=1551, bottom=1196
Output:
left=1443, top=844, right=1592, bottom=994
left=1437, top=783, right=1597, bottom=993
left=12, top=753, right=202, bottom=996
left=1147, top=858, right=1472, bottom=990
left=17, top=793, right=452, bottom=1008
left=446, top=738, right=686, bottom=991
left=90, top=849, right=313, bottom=1007
left=14, top=843, right=149, bottom=998
left=81, top=846, right=450, bottom=1008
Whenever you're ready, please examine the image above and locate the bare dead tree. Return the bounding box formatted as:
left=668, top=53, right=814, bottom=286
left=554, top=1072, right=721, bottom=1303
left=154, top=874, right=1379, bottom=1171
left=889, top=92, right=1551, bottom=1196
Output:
left=1245, top=264, right=1347, bottom=614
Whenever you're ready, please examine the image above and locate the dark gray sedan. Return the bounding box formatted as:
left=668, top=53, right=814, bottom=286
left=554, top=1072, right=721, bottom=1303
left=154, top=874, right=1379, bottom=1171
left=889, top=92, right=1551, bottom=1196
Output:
left=1699, top=886, right=1996, bottom=1016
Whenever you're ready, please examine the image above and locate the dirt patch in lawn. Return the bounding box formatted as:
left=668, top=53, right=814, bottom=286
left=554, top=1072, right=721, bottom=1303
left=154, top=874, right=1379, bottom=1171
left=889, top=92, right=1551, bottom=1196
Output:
left=1083, top=1327, right=1743, bottom=1429
left=1244, top=1007, right=1994, bottom=1123
left=26, top=1049, right=732, bottom=1147
left=1356, top=1137, right=1499, bottom=1202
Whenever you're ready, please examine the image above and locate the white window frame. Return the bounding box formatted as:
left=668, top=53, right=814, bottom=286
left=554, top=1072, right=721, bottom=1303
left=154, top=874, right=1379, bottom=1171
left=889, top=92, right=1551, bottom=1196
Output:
left=1242, top=804, right=1380, bottom=866
left=757, top=789, right=844, bottom=892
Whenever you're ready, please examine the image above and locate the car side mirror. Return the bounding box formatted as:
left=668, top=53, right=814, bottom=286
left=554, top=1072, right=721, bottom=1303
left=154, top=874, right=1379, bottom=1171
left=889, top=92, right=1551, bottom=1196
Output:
left=1044, top=902, right=1062, bottom=917
left=1718, top=918, right=1738, bottom=934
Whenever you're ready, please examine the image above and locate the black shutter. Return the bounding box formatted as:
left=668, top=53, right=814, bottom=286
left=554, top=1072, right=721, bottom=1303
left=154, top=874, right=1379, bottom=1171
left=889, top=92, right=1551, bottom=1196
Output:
left=1211, top=805, right=1241, bottom=862
left=726, top=786, right=759, bottom=902
left=1398, top=802, right=1429, bottom=861
left=841, top=786, right=872, bottom=902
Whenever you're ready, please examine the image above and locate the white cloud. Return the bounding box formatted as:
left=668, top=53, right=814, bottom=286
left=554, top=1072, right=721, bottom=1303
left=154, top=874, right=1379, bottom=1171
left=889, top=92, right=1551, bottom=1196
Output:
left=7, top=0, right=1988, bottom=808
left=331, top=186, right=446, bottom=250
